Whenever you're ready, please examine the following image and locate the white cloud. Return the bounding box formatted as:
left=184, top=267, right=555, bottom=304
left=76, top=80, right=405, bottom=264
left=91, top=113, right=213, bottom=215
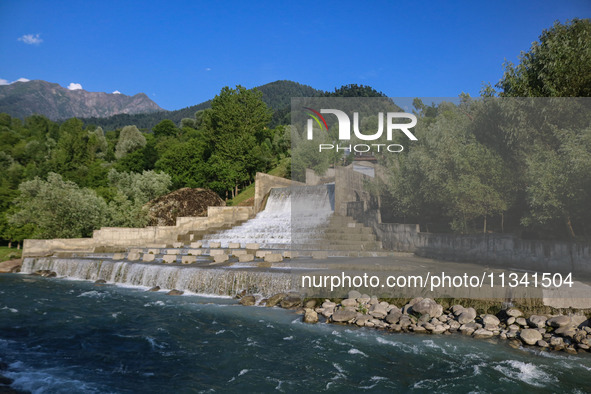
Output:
left=18, top=34, right=43, bottom=45
left=0, top=78, right=30, bottom=85
left=205, top=67, right=212, bottom=71
left=112, top=90, right=121, bottom=94
left=67, top=82, right=83, bottom=90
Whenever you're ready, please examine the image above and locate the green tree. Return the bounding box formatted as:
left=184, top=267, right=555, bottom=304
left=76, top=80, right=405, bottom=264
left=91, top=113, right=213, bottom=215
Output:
left=9, top=173, right=108, bottom=238
left=115, top=125, right=146, bottom=159
left=203, top=85, right=272, bottom=197
left=498, top=18, right=591, bottom=97
left=152, top=119, right=179, bottom=138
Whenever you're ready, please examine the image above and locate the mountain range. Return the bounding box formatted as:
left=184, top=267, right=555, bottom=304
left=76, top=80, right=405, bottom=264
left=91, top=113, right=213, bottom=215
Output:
left=0, top=79, right=386, bottom=129
left=0, top=80, right=162, bottom=120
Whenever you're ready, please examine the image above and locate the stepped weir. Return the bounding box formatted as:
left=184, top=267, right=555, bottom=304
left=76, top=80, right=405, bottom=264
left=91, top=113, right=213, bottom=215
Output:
left=21, top=178, right=394, bottom=297
left=202, top=184, right=335, bottom=249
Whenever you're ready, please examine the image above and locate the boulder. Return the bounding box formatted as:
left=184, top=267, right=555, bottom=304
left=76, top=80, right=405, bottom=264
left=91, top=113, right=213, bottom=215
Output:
left=528, top=315, right=548, bottom=329
left=547, top=316, right=571, bottom=328
left=304, top=300, right=317, bottom=309
left=520, top=329, right=543, bottom=345
left=331, top=309, right=358, bottom=323
left=147, top=286, right=160, bottom=292
left=355, top=315, right=372, bottom=327
left=457, top=308, right=477, bottom=324
left=266, top=293, right=287, bottom=307
left=348, top=290, right=362, bottom=299
left=554, top=326, right=577, bottom=338
left=506, top=308, right=523, bottom=317
left=451, top=305, right=465, bottom=316
left=473, top=328, right=494, bottom=339
left=167, top=289, right=184, bottom=296
left=280, top=296, right=302, bottom=309
left=303, top=309, right=318, bottom=323
left=94, top=279, right=107, bottom=285
left=239, top=295, right=256, bottom=306
left=341, top=298, right=358, bottom=308
left=481, top=314, right=500, bottom=326
left=411, top=298, right=443, bottom=318
left=369, top=303, right=388, bottom=319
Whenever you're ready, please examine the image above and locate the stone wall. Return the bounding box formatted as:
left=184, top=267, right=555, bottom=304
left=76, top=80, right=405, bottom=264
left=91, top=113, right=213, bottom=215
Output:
left=334, top=166, right=371, bottom=216
left=305, top=168, right=335, bottom=185
left=23, top=206, right=253, bottom=257
left=346, top=203, right=591, bottom=275
left=253, top=172, right=304, bottom=213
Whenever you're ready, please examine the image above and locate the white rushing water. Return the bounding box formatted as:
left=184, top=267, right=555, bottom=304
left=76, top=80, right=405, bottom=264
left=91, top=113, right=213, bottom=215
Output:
left=21, top=258, right=295, bottom=297
left=203, top=184, right=335, bottom=248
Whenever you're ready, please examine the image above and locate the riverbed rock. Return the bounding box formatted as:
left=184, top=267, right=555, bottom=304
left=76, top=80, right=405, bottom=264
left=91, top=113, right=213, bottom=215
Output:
left=341, top=298, right=358, bottom=308
left=448, top=320, right=461, bottom=332
left=240, top=295, right=256, bottom=306
left=451, top=305, right=465, bottom=316
left=280, top=296, right=302, bottom=309
left=412, top=298, right=443, bottom=318
left=94, top=279, right=107, bottom=285
left=528, top=315, right=547, bottom=329
left=516, top=317, right=528, bottom=327
left=304, top=300, right=317, bottom=309
left=348, top=290, right=362, bottom=299
left=537, top=340, right=549, bottom=348
left=554, top=326, right=577, bottom=338
left=369, top=303, right=388, bottom=319
left=473, top=328, right=494, bottom=339
left=506, top=308, right=523, bottom=317
left=547, top=316, right=571, bottom=328
left=331, top=309, right=358, bottom=323
left=457, top=308, right=477, bottom=324
left=303, top=309, right=318, bottom=323
left=265, top=293, right=287, bottom=307
left=520, top=329, right=543, bottom=345
left=385, top=310, right=402, bottom=324
left=481, top=314, right=500, bottom=326
left=430, top=325, right=447, bottom=334
left=355, top=315, right=372, bottom=327
left=147, top=286, right=160, bottom=292
left=167, top=289, right=184, bottom=296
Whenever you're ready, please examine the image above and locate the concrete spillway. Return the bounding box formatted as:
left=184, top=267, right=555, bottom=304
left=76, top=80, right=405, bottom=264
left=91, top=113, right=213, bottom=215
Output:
left=202, top=184, right=335, bottom=249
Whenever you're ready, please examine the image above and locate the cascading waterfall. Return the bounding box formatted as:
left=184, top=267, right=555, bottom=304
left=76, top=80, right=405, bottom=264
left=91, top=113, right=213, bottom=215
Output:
left=203, top=184, right=335, bottom=248
left=21, top=257, right=296, bottom=297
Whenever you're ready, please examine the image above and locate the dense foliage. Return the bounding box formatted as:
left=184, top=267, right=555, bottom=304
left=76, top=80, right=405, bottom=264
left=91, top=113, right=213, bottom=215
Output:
left=0, top=19, right=588, bottom=244
left=381, top=97, right=591, bottom=240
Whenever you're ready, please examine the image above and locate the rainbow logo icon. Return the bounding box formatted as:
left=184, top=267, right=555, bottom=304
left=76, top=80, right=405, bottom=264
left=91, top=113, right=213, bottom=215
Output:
left=303, top=107, right=328, bottom=132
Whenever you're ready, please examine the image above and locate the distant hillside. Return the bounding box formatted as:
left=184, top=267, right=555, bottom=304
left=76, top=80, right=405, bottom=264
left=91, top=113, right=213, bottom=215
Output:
left=0, top=80, right=162, bottom=120
left=82, top=80, right=323, bottom=130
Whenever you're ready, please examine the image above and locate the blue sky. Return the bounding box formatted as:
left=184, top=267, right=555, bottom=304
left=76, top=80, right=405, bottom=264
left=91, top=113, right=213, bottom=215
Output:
left=0, top=0, right=589, bottom=111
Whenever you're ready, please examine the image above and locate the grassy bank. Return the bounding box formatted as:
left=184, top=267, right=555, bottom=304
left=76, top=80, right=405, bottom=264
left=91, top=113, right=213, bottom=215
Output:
left=228, top=158, right=290, bottom=206
left=0, top=246, right=22, bottom=262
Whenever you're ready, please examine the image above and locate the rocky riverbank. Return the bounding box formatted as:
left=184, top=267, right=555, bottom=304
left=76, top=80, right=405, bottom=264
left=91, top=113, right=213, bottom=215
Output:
left=238, top=290, right=591, bottom=354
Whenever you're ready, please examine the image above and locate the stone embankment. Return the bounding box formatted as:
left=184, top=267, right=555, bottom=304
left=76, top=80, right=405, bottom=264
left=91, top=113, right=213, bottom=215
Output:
left=237, top=290, right=591, bottom=354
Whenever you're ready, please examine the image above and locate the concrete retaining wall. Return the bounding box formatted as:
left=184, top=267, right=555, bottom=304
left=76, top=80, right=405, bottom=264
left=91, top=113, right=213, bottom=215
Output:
left=347, top=203, right=591, bottom=275
left=23, top=206, right=254, bottom=257
left=253, top=172, right=304, bottom=213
